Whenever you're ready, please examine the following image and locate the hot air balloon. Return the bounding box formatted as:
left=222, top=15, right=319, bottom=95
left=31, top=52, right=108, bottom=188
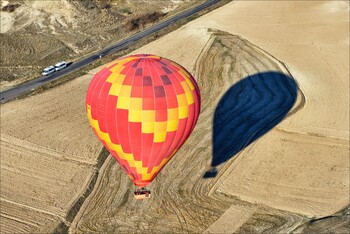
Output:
left=86, top=54, right=201, bottom=199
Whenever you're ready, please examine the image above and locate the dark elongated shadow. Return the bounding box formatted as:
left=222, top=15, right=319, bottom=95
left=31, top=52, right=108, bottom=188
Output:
left=204, top=71, right=297, bottom=178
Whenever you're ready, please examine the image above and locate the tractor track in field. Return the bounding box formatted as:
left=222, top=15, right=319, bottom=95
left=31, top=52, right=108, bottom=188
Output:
left=2, top=1, right=348, bottom=233
left=69, top=30, right=306, bottom=233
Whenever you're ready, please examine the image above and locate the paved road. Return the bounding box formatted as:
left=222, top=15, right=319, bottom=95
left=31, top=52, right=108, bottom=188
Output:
left=0, top=0, right=220, bottom=103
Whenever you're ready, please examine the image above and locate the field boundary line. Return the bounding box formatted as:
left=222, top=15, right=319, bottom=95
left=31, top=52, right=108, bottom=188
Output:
left=275, top=127, right=350, bottom=144
left=0, top=213, right=40, bottom=227
left=1, top=133, right=96, bottom=165
left=1, top=198, right=65, bottom=221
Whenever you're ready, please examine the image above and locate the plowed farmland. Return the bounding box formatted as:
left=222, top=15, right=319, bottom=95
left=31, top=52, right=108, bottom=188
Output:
left=0, top=0, right=204, bottom=91
left=1, top=0, right=348, bottom=233
left=70, top=31, right=308, bottom=233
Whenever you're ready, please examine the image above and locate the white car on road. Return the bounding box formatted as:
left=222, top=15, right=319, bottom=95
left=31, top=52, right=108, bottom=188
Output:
left=42, top=66, right=56, bottom=76
left=54, top=61, right=68, bottom=71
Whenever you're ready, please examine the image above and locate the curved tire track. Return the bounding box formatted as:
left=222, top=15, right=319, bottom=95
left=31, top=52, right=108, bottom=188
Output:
left=71, top=30, right=304, bottom=233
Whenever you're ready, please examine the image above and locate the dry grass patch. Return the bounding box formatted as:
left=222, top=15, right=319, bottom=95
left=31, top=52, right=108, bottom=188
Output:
left=0, top=133, right=96, bottom=233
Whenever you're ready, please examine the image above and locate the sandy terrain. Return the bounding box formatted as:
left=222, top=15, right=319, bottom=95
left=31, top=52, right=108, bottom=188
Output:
left=190, top=0, right=350, bottom=141
left=215, top=129, right=349, bottom=217
left=0, top=71, right=102, bottom=232
left=1, top=0, right=349, bottom=233
left=0, top=1, right=13, bottom=33
left=0, top=72, right=102, bottom=163
left=185, top=0, right=349, bottom=218
left=0, top=0, right=203, bottom=91
left=0, top=133, right=96, bottom=233
left=294, top=206, right=350, bottom=233
left=1, top=199, right=61, bottom=234
left=70, top=31, right=306, bottom=233
left=72, top=0, right=349, bottom=232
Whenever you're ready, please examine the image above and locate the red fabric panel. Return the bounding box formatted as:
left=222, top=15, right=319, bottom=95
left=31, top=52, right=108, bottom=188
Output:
left=129, top=122, right=142, bottom=161
left=155, top=108, right=167, bottom=122
left=172, top=78, right=185, bottom=94
left=86, top=68, right=109, bottom=106
left=142, top=86, right=154, bottom=98
left=90, top=69, right=110, bottom=120
left=178, top=105, right=195, bottom=147
left=150, top=61, right=165, bottom=86
left=95, top=81, right=112, bottom=133
left=116, top=109, right=132, bottom=153
left=154, top=96, right=167, bottom=108
left=142, top=97, right=155, bottom=110
left=152, top=131, right=176, bottom=169
left=177, top=117, right=189, bottom=140
left=147, top=142, right=163, bottom=173
left=131, top=85, right=142, bottom=98
left=141, top=61, right=151, bottom=77
left=105, top=95, right=119, bottom=144
left=86, top=54, right=201, bottom=188
left=141, top=133, right=154, bottom=168
left=122, top=74, right=133, bottom=85
left=191, top=90, right=201, bottom=133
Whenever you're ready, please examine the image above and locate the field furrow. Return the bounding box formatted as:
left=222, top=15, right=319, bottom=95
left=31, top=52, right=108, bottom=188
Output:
left=71, top=31, right=305, bottom=233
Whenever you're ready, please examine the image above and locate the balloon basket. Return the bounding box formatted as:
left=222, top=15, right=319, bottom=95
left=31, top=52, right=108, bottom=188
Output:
left=134, top=188, right=151, bottom=200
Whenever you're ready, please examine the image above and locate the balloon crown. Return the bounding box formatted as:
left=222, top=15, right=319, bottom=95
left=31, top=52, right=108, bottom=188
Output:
left=128, top=54, right=162, bottom=61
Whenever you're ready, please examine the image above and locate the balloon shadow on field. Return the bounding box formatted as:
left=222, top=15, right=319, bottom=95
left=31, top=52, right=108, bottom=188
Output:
left=203, top=71, right=297, bottom=178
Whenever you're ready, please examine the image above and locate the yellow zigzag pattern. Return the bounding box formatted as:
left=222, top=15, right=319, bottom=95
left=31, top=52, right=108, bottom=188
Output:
left=87, top=105, right=174, bottom=181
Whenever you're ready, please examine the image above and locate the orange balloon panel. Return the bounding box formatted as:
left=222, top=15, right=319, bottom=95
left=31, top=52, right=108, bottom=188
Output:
left=86, top=54, right=201, bottom=187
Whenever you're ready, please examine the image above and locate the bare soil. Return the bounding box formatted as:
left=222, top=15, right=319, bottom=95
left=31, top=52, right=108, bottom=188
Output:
left=1, top=1, right=348, bottom=233
left=69, top=31, right=307, bottom=233
left=0, top=0, right=204, bottom=91
left=0, top=134, right=96, bottom=233
left=294, top=205, right=350, bottom=233
left=71, top=0, right=349, bottom=232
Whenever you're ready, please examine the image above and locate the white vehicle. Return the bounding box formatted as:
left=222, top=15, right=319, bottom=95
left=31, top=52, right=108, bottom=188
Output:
left=54, top=61, right=68, bottom=71
left=42, top=66, right=56, bottom=76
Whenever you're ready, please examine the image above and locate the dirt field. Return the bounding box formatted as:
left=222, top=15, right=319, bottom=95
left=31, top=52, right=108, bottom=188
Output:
left=0, top=0, right=203, bottom=91
left=69, top=28, right=308, bottom=233
left=184, top=0, right=349, bottom=218
left=0, top=68, right=103, bottom=232
left=1, top=0, right=349, bottom=233
left=0, top=134, right=96, bottom=233
left=72, top=0, right=349, bottom=232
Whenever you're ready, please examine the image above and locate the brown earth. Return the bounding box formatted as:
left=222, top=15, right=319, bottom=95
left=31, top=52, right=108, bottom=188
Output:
left=0, top=0, right=204, bottom=91
left=0, top=134, right=97, bottom=233
left=69, top=31, right=307, bottom=233
left=294, top=205, right=350, bottom=233
left=71, top=0, right=349, bottom=232
left=1, top=29, right=307, bottom=233
left=1, top=1, right=348, bottom=233
left=0, top=69, right=102, bottom=232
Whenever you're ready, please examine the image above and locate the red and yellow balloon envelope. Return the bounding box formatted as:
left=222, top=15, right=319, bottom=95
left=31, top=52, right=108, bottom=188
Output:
left=86, top=54, right=201, bottom=188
